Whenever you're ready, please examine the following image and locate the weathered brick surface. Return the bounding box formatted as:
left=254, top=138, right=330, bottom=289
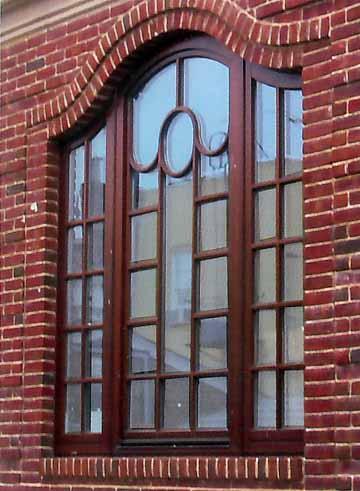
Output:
left=1, top=0, right=360, bottom=489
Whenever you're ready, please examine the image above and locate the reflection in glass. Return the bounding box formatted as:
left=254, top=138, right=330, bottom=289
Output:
left=131, top=212, right=157, bottom=262
left=284, top=370, right=304, bottom=426
left=254, top=248, right=276, bottom=304
left=130, top=269, right=156, bottom=318
left=166, top=112, right=194, bottom=173
left=132, top=169, right=159, bottom=209
left=199, top=257, right=228, bottom=311
left=130, top=325, right=157, bottom=373
left=199, top=150, right=229, bottom=196
left=130, top=379, right=155, bottom=428
left=67, top=279, right=82, bottom=325
left=254, top=310, right=276, bottom=365
left=184, top=58, right=229, bottom=151
left=66, top=332, right=82, bottom=379
left=199, top=200, right=227, bottom=251
left=283, top=182, right=303, bottom=238
left=65, top=384, right=81, bottom=433
left=163, top=378, right=189, bottom=429
left=85, top=383, right=102, bottom=432
left=68, top=146, right=84, bottom=220
left=255, top=83, right=276, bottom=182
left=85, top=330, right=103, bottom=377
left=254, top=371, right=276, bottom=428
left=86, top=275, right=104, bottom=324
left=89, top=128, right=106, bottom=217
left=284, top=307, right=304, bottom=363
left=198, top=377, right=227, bottom=428
left=254, top=188, right=276, bottom=241
left=133, top=63, right=176, bottom=165
left=283, top=243, right=303, bottom=301
left=87, top=222, right=104, bottom=270
left=198, top=317, right=227, bottom=370
left=284, top=90, right=303, bottom=176
left=67, top=226, right=83, bottom=273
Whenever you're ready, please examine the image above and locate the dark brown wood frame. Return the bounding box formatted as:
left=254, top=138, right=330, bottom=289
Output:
left=56, top=36, right=303, bottom=456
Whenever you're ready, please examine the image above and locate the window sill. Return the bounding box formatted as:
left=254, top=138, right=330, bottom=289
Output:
left=41, top=456, right=303, bottom=487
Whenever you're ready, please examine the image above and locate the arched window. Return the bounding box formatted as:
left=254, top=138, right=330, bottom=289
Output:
left=57, top=37, right=303, bottom=455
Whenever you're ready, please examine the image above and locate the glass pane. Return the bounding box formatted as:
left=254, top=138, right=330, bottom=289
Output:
left=87, top=222, right=104, bottom=270
left=129, top=379, right=155, bottom=429
left=65, top=384, right=81, bottom=433
left=284, top=370, right=304, bottom=426
left=85, top=330, right=103, bottom=378
left=283, top=243, right=303, bottom=301
left=254, top=371, right=276, bottom=428
left=67, top=279, right=82, bottom=325
left=66, top=332, right=82, bottom=378
left=68, top=145, right=84, bottom=220
left=164, top=174, right=192, bottom=372
left=254, top=310, right=276, bottom=365
left=89, top=128, right=106, bottom=217
left=133, top=63, right=176, bottom=165
left=131, top=212, right=157, bottom=262
left=86, top=275, right=103, bottom=324
left=199, top=150, right=229, bottom=196
left=166, top=112, right=194, bottom=173
left=67, top=226, right=83, bottom=273
left=255, top=83, right=276, bottom=182
left=130, top=325, right=157, bottom=374
left=283, top=182, right=303, bottom=238
left=254, top=188, right=276, bottom=241
left=132, top=169, right=159, bottom=209
left=254, top=248, right=276, bottom=304
left=284, top=307, right=304, bottom=363
left=130, top=269, right=157, bottom=318
left=284, top=90, right=303, bottom=176
left=184, top=58, right=229, bottom=151
left=163, top=378, right=189, bottom=429
left=199, top=200, right=227, bottom=251
left=199, top=257, right=228, bottom=311
left=84, top=383, right=102, bottom=433
left=198, top=317, right=227, bottom=370
left=198, top=377, right=227, bottom=428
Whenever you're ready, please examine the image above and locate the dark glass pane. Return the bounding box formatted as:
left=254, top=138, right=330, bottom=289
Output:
left=254, top=310, right=276, bottom=365
left=163, top=378, right=189, bottom=429
left=130, top=325, right=157, bottom=374
left=131, top=212, right=157, bottom=262
left=255, top=83, right=276, bottom=182
left=67, top=226, right=83, bottom=273
left=184, top=58, right=229, bottom=151
left=132, top=169, right=159, bottom=209
left=85, top=330, right=103, bottom=378
left=284, top=90, right=303, bottom=176
left=199, top=200, right=227, bottom=251
left=199, top=150, right=229, bottom=196
left=284, top=307, right=304, bottom=363
left=254, top=370, right=276, bottom=428
left=133, top=63, right=176, bottom=165
left=284, top=370, right=304, bottom=427
left=67, top=279, right=82, bottom=325
left=65, top=384, right=81, bottom=433
left=129, top=379, right=155, bottom=429
left=68, top=146, right=84, bottom=220
left=84, top=383, right=102, bottom=433
left=283, top=182, right=303, bottom=238
left=198, top=377, right=227, bottom=428
left=283, top=243, right=303, bottom=301
left=87, top=222, right=104, bottom=270
left=86, top=275, right=104, bottom=324
left=166, top=112, right=194, bottom=173
left=89, top=128, right=106, bottom=217
left=199, top=257, right=228, bottom=311
left=130, top=269, right=156, bottom=318
left=254, top=188, right=276, bottom=241
left=66, top=332, right=82, bottom=379
left=254, top=248, right=276, bottom=304
left=198, top=317, right=227, bottom=370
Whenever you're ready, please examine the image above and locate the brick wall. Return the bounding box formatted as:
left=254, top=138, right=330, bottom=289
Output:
left=1, top=0, right=360, bottom=489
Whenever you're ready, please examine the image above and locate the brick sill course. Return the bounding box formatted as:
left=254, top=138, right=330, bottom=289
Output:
left=41, top=456, right=303, bottom=487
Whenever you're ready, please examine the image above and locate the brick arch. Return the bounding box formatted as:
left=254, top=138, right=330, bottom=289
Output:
left=27, top=0, right=330, bottom=137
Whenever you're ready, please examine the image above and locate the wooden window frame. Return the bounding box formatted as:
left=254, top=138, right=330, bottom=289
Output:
left=56, top=36, right=303, bottom=456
